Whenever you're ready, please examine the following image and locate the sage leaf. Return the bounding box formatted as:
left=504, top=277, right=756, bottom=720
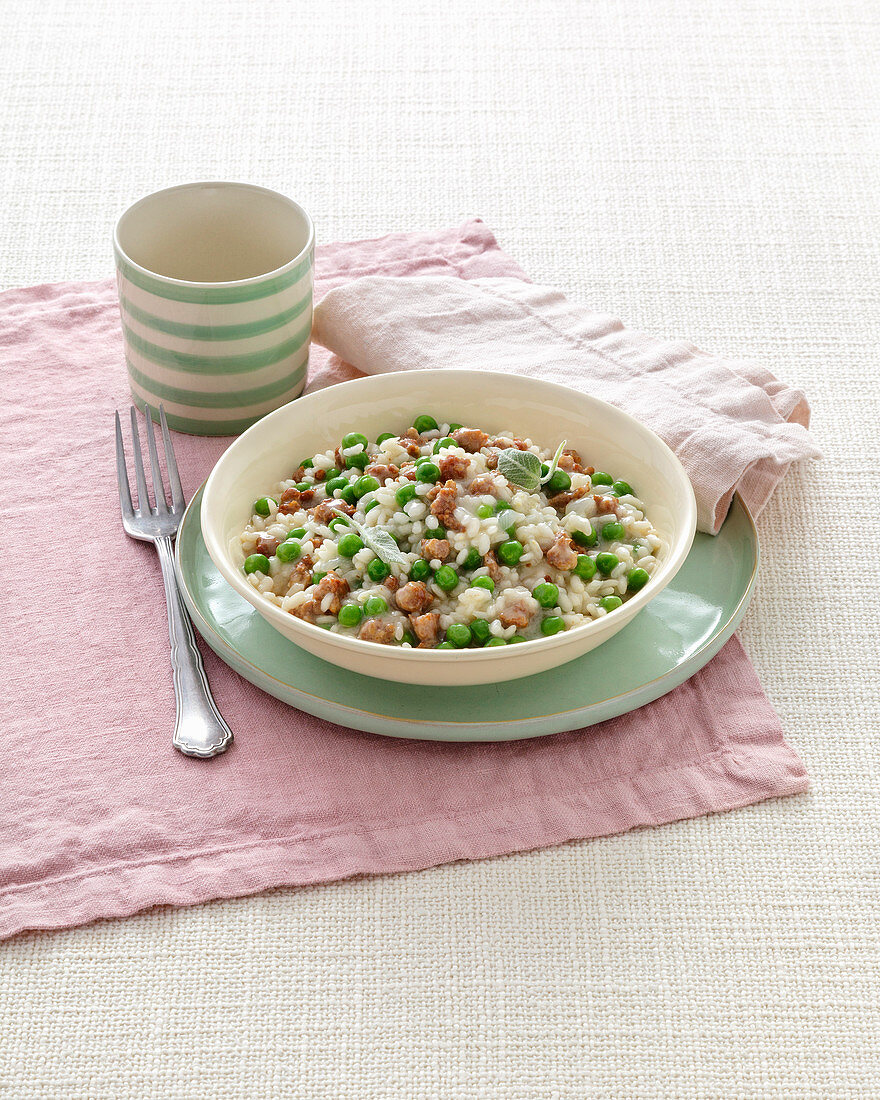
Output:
left=539, top=440, right=567, bottom=485
left=497, top=448, right=542, bottom=492
left=326, top=505, right=408, bottom=567
left=496, top=508, right=519, bottom=532
left=362, top=526, right=408, bottom=567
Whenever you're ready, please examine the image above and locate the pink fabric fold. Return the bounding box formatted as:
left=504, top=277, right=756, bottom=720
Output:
left=0, top=219, right=808, bottom=941
left=311, top=275, right=819, bottom=534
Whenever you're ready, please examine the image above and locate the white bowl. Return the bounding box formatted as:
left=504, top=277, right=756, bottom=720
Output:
left=201, top=370, right=697, bottom=686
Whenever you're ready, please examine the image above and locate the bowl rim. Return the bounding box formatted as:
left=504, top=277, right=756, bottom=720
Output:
left=201, top=369, right=698, bottom=661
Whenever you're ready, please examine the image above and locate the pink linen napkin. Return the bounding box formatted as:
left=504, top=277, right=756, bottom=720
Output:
left=312, top=276, right=819, bottom=534
left=0, top=220, right=809, bottom=941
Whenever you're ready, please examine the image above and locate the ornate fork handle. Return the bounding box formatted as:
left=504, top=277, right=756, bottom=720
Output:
left=155, top=536, right=234, bottom=758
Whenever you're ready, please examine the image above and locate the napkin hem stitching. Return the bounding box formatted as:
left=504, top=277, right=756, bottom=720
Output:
left=0, top=740, right=807, bottom=905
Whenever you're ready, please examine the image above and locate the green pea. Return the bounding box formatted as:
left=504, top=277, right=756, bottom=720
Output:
left=338, top=604, right=363, bottom=627
left=433, top=565, right=458, bottom=591
left=400, top=630, right=417, bottom=646
left=461, top=547, right=482, bottom=570
left=340, top=485, right=358, bottom=505
left=414, top=455, right=433, bottom=466
left=364, top=500, right=379, bottom=513
left=591, top=472, right=613, bottom=486
left=599, top=595, right=623, bottom=612
left=367, top=558, right=390, bottom=582
left=253, top=497, right=276, bottom=517
left=244, top=553, right=270, bottom=575
left=345, top=451, right=369, bottom=470
left=342, top=432, right=369, bottom=449
left=395, top=483, right=418, bottom=508
left=476, top=504, right=494, bottom=519
left=354, top=475, right=380, bottom=498
left=426, top=524, right=446, bottom=541
left=627, top=567, right=650, bottom=592
left=572, top=527, right=598, bottom=548
left=299, top=458, right=314, bottom=470
left=497, top=540, right=523, bottom=566
left=276, top=540, right=302, bottom=563
left=296, top=482, right=311, bottom=492
left=544, top=470, right=571, bottom=494
left=337, top=533, right=364, bottom=557
left=495, top=501, right=513, bottom=513
left=409, top=559, right=430, bottom=582
left=508, top=635, right=527, bottom=644
left=285, top=528, right=306, bottom=540
left=325, top=476, right=348, bottom=496
left=311, top=571, right=327, bottom=586
left=363, top=595, right=388, bottom=616
left=596, top=552, right=619, bottom=575
left=436, top=641, right=456, bottom=649
left=601, top=522, right=625, bottom=542
left=484, top=638, right=507, bottom=647
left=612, top=480, right=634, bottom=497
left=533, top=582, right=559, bottom=609
left=376, top=432, right=395, bottom=445
left=446, top=623, right=472, bottom=648
left=448, top=423, right=463, bottom=432
left=540, top=616, right=566, bottom=636
left=470, top=619, right=491, bottom=644
left=416, top=462, right=441, bottom=483
left=470, top=576, right=495, bottom=592
left=433, top=436, right=457, bottom=453
left=574, top=555, right=597, bottom=580
left=413, top=414, right=439, bottom=434
left=329, top=517, right=351, bottom=533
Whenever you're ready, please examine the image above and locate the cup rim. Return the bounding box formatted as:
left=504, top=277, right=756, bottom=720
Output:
left=113, top=181, right=315, bottom=289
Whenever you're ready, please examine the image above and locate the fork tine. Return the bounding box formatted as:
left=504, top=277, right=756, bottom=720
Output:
left=115, top=411, right=134, bottom=519
left=159, top=405, right=185, bottom=512
left=129, top=406, right=152, bottom=513
left=143, top=405, right=168, bottom=514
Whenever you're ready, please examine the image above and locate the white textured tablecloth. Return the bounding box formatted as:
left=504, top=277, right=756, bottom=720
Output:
left=2, top=1, right=878, bottom=1098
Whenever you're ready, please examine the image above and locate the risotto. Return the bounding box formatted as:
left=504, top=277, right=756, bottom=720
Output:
left=238, top=416, right=667, bottom=649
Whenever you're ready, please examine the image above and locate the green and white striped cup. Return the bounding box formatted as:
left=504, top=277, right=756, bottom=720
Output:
left=114, top=182, right=314, bottom=435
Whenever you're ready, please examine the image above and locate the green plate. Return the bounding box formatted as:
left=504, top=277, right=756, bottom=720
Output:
left=176, top=488, right=758, bottom=741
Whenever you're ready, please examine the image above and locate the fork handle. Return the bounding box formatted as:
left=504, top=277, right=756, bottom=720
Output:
left=154, top=536, right=234, bottom=758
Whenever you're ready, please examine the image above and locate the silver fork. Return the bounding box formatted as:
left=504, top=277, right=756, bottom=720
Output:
left=115, top=405, right=233, bottom=758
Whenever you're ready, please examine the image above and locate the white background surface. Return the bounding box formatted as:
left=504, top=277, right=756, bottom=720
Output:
left=2, top=1, right=878, bottom=1097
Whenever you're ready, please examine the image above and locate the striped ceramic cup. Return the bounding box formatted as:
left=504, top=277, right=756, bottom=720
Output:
left=114, top=182, right=314, bottom=435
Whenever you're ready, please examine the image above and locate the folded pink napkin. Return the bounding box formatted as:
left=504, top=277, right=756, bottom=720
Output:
left=312, top=275, right=819, bottom=533
left=0, top=220, right=808, bottom=941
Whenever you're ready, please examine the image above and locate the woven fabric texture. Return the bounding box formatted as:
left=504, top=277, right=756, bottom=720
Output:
left=1, top=1, right=878, bottom=1098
